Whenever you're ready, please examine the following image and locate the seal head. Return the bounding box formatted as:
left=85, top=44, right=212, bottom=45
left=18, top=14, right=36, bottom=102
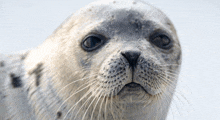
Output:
left=23, top=0, right=182, bottom=120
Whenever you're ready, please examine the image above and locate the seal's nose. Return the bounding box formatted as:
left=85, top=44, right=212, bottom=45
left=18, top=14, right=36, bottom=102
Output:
left=121, top=51, right=140, bottom=68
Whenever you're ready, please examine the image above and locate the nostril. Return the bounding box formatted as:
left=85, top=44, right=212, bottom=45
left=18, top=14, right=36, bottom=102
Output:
left=121, top=51, right=141, bottom=68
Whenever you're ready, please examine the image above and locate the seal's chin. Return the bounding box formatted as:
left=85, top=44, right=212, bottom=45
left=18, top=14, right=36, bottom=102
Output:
left=117, top=82, right=148, bottom=95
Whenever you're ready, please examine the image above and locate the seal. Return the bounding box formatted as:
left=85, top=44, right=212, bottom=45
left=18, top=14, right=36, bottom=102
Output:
left=0, top=0, right=182, bottom=120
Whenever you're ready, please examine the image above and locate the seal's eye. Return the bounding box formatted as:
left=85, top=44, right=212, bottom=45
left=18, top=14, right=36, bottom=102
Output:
left=150, top=33, right=172, bottom=50
left=82, top=34, right=106, bottom=51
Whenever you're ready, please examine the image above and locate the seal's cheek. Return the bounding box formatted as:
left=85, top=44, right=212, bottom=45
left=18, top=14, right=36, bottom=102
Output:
left=79, top=57, right=92, bottom=67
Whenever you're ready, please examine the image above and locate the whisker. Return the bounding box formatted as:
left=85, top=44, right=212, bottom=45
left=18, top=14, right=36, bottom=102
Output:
left=82, top=89, right=102, bottom=120
left=157, top=64, right=180, bottom=67
left=56, top=74, right=98, bottom=95
left=90, top=91, right=104, bottom=120
left=156, top=74, right=176, bottom=89
left=63, top=87, right=94, bottom=120
left=57, top=80, right=96, bottom=113
left=98, top=94, right=106, bottom=120
left=104, top=93, right=109, bottom=120
left=73, top=86, right=101, bottom=120
left=110, top=90, right=116, bottom=120
left=62, top=82, right=98, bottom=120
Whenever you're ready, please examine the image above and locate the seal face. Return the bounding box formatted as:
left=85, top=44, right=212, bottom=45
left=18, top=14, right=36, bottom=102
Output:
left=0, top=0, right=182, bottom=120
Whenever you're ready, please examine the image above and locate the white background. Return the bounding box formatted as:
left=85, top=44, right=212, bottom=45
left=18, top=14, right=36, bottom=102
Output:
left=1, top=0, right=220, bottom=120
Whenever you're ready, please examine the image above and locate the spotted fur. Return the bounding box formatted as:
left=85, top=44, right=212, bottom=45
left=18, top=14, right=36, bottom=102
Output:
left=0, top=0, right=182, bottom=120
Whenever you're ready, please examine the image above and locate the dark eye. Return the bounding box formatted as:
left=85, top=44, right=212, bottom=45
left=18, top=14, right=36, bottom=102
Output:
left=150, top=33, right=172, bottom=50
left=81, top=34, right=105, bottom=51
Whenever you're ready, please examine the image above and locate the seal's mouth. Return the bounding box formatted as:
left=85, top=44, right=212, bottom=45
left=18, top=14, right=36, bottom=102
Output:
left=125, top=82, right=141, bottom=88
left=117, top=82, right=148, bottom=95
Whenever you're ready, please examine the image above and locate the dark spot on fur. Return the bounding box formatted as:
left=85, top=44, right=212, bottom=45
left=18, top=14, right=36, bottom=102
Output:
left=0, top=61, right=5, bottom=67
left=10, top=73, right=23, bottom=88
left=29, top=63, right=43, bottom=87
left=27, top=88, right=30, bottom=92
left=0, top=92, right=7, bottom=98
left=57, top=111, right=62, bottom=118
left=21, top=55, right=26, bottom=60
left=169, top=66, right=172, bottom=70
left=166, top=22, right=171, bottom=26
left=21, top=52, right=29, bottom=60
left=177, top=52, right=181, bottom=61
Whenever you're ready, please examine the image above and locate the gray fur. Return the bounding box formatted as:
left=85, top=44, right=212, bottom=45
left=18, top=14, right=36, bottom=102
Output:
left=0, top=0, right=181, bottom=120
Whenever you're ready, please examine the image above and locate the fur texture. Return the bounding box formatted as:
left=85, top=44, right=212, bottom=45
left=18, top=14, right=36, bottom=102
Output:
left=0, top=0, right=181, bottom=120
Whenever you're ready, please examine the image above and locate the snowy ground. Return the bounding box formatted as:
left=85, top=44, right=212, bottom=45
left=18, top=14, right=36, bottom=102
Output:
left=1, top=0, right=220, bottom=119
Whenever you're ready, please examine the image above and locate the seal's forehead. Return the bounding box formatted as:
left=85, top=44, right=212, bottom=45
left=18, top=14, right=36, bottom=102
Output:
left=78, top=0, right=154, bottom=17
left=74, top=0, right=171, bottom=27
left=89, top=0, right=152, bottom=10
left=59, top=0, right=176, bottom=38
